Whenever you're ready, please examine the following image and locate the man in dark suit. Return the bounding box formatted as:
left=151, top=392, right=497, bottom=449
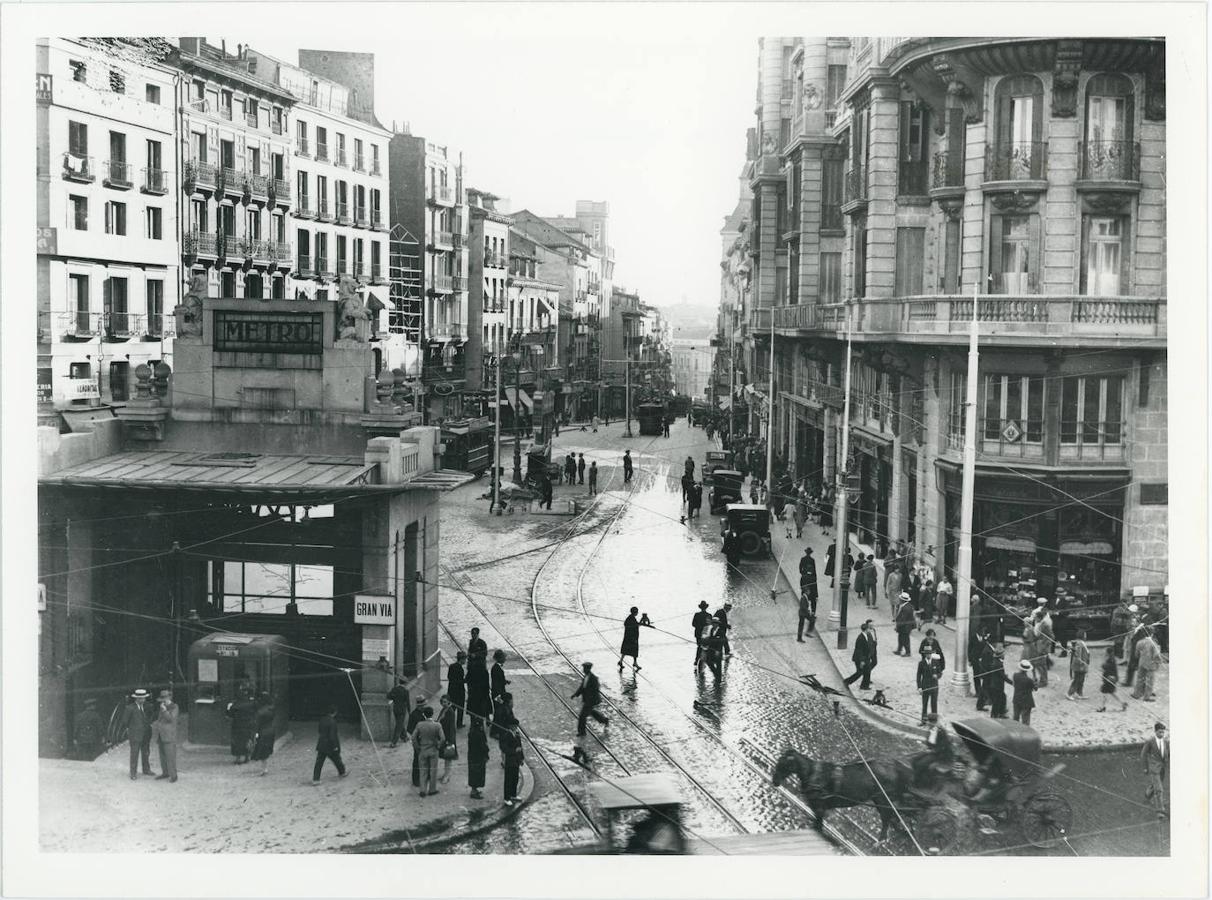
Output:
left=1141, top=722, right=1169, bottom=819
left=714, top=602, right=734, bottom=657
left=446, top=650, right=467, bottom=728
left=577, top=453, right=586, bottom=485
left=387, top=677, right=411, bottom=748
left=490, top=649, right=511, bottom=709
left=406, top=696, right=427, bottom=786
left=312, top=704, right=348, bottom=783
left=1012, top=660, right=1037, bottom=725
left=571, top=661, right=609, bottom=737
left=123, top=689, right=155, bottom=780
left=467, top=627, right=488, bottom=667
left=844, top=621, right=878, bottom=689
left=798, top=546, right=818, bottom=619
left=692, top=601, right=712, bottom=669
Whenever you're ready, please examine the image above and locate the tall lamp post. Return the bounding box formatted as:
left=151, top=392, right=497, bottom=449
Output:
left=510, top=344, right=523, bottom=486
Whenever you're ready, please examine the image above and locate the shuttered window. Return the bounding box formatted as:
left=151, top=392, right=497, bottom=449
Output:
left=820, top=252, right=842, bottom=303
left=1080, top=215, right=1130, bottom=296
left=989, top=214, right=1040, bottom=294
left=894, top=227, right=925, bottom=296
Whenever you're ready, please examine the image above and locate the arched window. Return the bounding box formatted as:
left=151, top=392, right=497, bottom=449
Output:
left=1083, top=74, right=1136, bottom=180
left=993, top=75, right=1045, bottom=180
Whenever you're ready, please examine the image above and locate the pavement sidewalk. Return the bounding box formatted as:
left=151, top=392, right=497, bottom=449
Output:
left=39, top=721, right=532, bottom=853
left=755, top=474, right=1169, bottom=751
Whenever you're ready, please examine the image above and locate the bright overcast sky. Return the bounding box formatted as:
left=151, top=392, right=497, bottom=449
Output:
left=248, top=5, right=759, bottom=310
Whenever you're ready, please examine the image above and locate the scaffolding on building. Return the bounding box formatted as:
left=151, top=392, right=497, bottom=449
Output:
left=388, top=224, right=423, bottom=343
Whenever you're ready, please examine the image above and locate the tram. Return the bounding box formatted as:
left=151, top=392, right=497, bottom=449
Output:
left=636, top=401, right=667, bottom=436
left=440, top=417, right=493, bottom=478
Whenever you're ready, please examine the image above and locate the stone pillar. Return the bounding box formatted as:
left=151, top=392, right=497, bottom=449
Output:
left=865, top=78, right=902, bottom=299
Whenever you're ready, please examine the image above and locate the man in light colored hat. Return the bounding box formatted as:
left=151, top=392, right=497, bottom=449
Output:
left=893, top=591, right=917, bottom=656
left=1011, top=659, right=1038, bottom=725
left=152, top=689, right=179, bottom=782
left=122, top=689, right=155, bottom=780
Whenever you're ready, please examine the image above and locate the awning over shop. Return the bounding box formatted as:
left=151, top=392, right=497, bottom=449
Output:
left=504, top=387, right=533, bottom=411
left=718, top=397, right=732, bottom=410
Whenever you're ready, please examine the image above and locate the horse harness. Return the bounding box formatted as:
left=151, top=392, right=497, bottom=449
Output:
left=804, top=757, right=845, bottom=799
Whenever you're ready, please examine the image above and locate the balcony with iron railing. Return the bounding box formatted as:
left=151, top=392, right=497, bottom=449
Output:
left=335, top=149, right=348, bottom=168
left=431, top=185, right=454, bottom=205
left=431, top=273, right=454, bottom=293
left=370, top=263, right=386, bottom=284
left=984, top=141, right=1048, bottom=186
left=790, top=294, right=1166, bottom=348
left=433, top=230, right=454, bottom=249
left=1077, top=140, right=1141, bottom=185
left=141, top=166, right=168, bottom=194
left=315, top=142, right=329, bottom=162
left=370, top=161, right=382, bottom=177
left=842, top=165, right=867, bottom=211
left=102, top=160, right=133, bottom=190
left=353, top=154, right=366, bottom=173
left=184, top=158, right=216, bottom=190
left=246, top=111, right=259, bottom=128
left=371, top=210, right=386, bottom=231
left=335, top=256, right=349, bottom=277
left=295, top=254, right=314, bottom=278
left=353, top=208, right=369, bottom=229
left=317, top=200, right=332, bottom=222
left=246, top=172, right=269, bottom=200
left=295, top=136, right=310, bottom=158
left=219, top=104, right=233, bottom=121
left=295, top=199, right=315, bottom=219
left=452, top=275, right=467, bottom=292
left=62, top=152, right=95, bottom=182
left=50, top=310, right=104, bottom=340
left=335, top=203, right=351, bottom=225
left=271, top=119, right=283, bottom=136
left=184, top=230, right=218, bottom=258
left=272, top=241, right=293, bottom=264
left=272, top=179, right=290, bottom=205
left=221, top=166, right=242, bottom=196
left=930, top=150, right=966, bottom=199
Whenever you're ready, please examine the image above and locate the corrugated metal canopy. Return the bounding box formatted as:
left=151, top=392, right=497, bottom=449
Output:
left=39, top=450, right=378, bottom=495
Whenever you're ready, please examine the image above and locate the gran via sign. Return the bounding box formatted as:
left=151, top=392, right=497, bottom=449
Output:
left=213, top=310, right=325, bottom=355
left=353, top=594, right=396, bottom=625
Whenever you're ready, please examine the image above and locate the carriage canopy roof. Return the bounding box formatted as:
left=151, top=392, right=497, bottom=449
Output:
left=589, top=773, right=682, bottom=811
left=951, top=717, right=1042, bottom=776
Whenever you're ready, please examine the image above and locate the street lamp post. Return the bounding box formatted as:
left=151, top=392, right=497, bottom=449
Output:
left=511, top=347, right=523, bottom=486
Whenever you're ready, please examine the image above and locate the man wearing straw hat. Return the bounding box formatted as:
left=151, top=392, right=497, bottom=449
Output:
left=1011, top=659, right=1038, bottom=726
left=122, top=689, right=155, bottom=780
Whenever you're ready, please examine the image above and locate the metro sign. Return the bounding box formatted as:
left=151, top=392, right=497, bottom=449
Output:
left=1001, top=420, right=1023, bottom=443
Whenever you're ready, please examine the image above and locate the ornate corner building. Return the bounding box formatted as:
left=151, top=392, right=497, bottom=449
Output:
left=721, top=36, right=1167, bottom=624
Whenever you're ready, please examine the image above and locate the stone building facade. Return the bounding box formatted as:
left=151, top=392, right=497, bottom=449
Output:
left=722, top=36, right=1167, bottom=627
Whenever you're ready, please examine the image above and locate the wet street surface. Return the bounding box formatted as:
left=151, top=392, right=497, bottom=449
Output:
left=434, top=421, right=1169, bottom=857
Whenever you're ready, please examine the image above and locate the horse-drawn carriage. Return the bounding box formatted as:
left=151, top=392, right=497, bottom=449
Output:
left=774, top=717, right=1072, bottom=855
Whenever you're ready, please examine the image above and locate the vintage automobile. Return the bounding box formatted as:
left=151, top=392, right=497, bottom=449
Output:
left=707, top=469, right=744, bottom=513
left=720, top=503, right=772, bottom=558
left=702, top=449, right=734, bottom=484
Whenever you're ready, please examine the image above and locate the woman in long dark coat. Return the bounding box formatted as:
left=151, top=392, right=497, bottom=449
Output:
left=618, top=607, right=641, bottom=671
left=464, top=661, right=493, bottom=729
left=226, top=689, right=256, bottom=764
left=467, top=718, right=489, bottom=799
left=250, top=693, right=276, bottom=776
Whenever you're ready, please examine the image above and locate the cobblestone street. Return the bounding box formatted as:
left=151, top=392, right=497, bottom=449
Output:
left=433, top=418, right=1171, bottom=856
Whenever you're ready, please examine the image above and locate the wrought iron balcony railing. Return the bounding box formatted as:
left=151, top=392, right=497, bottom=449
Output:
left=1078, top=140, right=1141, bottom=182
left=985, top=141, right=1048, bottom=182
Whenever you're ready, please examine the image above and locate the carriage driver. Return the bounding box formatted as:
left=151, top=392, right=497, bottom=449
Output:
left=908, top=715, right=959, bottom=799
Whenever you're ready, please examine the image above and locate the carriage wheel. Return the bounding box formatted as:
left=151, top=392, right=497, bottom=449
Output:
left=1020, top=791, right=1073, bottom=848
left=913, top=807, right=959, bottom=855
left=739, top=531, right=762, bottom=555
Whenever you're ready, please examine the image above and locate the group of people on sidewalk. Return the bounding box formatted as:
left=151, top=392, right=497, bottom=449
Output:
left=382, top=628, right=525, bottom=806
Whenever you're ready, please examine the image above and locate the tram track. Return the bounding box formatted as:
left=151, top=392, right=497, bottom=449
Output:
left=559, top=455, right=870, bottom=854
left=525, top=457, right=750, bottom=838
